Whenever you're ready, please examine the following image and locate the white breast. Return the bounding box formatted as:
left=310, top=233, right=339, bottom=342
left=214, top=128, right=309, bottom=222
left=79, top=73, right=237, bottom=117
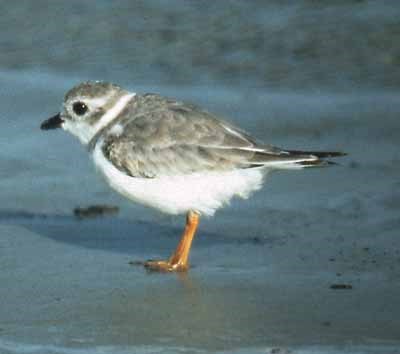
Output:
left=92, top=141, right=267, bottom=216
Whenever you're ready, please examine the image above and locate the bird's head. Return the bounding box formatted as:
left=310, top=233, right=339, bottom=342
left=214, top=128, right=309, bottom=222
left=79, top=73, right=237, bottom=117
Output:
left=41, top=81, right=134, bottom=145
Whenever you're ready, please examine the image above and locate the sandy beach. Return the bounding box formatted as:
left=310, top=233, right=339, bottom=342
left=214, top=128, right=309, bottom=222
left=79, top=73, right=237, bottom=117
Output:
left=1, top=1, right=400, bottom=353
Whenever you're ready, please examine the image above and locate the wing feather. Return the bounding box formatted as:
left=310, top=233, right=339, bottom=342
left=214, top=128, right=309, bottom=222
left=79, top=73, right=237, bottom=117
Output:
left=100, top=94, right=343, bottom=177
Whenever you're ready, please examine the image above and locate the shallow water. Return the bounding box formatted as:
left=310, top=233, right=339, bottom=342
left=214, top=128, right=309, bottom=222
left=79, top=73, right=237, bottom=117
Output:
left=1, top=1, right=400, bottom=353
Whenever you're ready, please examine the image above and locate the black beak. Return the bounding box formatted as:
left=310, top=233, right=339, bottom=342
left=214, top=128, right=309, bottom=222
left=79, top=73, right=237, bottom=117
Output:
left=40, top=113, right=64, bottom=130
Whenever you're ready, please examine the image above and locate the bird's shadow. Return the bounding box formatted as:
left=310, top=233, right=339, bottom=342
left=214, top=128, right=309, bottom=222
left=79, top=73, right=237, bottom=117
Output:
left=0, top=210, right=235, bottom=257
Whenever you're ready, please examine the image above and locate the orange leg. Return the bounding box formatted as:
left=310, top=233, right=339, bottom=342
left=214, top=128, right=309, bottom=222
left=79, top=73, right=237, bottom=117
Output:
left=144, top=210, right=200, bottom=272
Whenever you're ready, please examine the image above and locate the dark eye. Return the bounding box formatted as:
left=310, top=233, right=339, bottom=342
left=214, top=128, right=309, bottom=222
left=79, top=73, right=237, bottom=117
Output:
left=72, top=101, right=88, bottom=116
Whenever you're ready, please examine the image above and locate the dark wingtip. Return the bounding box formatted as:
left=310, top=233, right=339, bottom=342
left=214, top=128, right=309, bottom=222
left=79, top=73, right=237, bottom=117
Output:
left=321, top=151, right=347, bottom=158
left=287, top=150, right=347, bottom=158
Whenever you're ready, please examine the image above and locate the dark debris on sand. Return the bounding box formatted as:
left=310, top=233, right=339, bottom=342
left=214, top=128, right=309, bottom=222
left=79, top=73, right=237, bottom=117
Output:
left=73, top=205, right=119, bottom=219
left=330, top=284, right=353, bottom=290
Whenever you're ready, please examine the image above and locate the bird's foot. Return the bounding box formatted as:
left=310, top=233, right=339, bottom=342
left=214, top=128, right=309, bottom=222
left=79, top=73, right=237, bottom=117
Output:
left=129, top=211, right=199, bottom=273
left=143, top=259, right=189, bottom=273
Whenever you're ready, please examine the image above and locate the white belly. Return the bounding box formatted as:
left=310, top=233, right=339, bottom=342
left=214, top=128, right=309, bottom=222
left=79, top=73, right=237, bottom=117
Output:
left=92, top=142, right=267, bottom=216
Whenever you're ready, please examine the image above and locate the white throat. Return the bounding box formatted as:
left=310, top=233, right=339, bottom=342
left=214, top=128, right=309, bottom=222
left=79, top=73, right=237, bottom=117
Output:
left=62, top=92, right=135, bottom=145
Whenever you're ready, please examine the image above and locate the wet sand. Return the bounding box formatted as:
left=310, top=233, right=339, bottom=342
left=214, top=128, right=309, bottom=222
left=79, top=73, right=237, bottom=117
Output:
left=1, top=1, right=400, bottom=352
left=1, top=72, right=400, bottom=353
left=1, top=211, right=399, bottom=353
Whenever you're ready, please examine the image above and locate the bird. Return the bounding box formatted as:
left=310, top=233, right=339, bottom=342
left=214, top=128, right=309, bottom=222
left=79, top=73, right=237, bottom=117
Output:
left=41, top=81, right=345, bottom=272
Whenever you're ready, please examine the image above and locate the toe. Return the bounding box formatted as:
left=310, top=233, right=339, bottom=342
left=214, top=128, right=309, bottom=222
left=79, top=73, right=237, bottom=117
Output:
left=143, top=260, right=189, bottom=272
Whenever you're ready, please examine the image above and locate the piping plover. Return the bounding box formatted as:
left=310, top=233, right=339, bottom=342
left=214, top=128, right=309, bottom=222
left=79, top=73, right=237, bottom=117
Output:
left=41, top=81, right=345, bottom=272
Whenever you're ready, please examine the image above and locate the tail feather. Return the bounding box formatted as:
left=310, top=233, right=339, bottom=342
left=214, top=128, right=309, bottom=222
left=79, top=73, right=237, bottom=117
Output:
left=285, top=150, right=347, bottom=158
left=287, top=149, right=346, bottom=168
left=247, top=148, right=346, bottom=170
left=295, top=159, right=338, bottom=167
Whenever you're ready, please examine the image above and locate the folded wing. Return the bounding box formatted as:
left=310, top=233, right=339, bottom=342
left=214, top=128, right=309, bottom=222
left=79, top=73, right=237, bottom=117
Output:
left=101, top=94, right=345, bottom=178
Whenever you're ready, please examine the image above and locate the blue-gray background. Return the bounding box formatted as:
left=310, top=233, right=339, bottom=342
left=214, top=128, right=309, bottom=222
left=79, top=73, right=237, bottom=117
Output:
left=1, top=1, right=400, bottom=354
